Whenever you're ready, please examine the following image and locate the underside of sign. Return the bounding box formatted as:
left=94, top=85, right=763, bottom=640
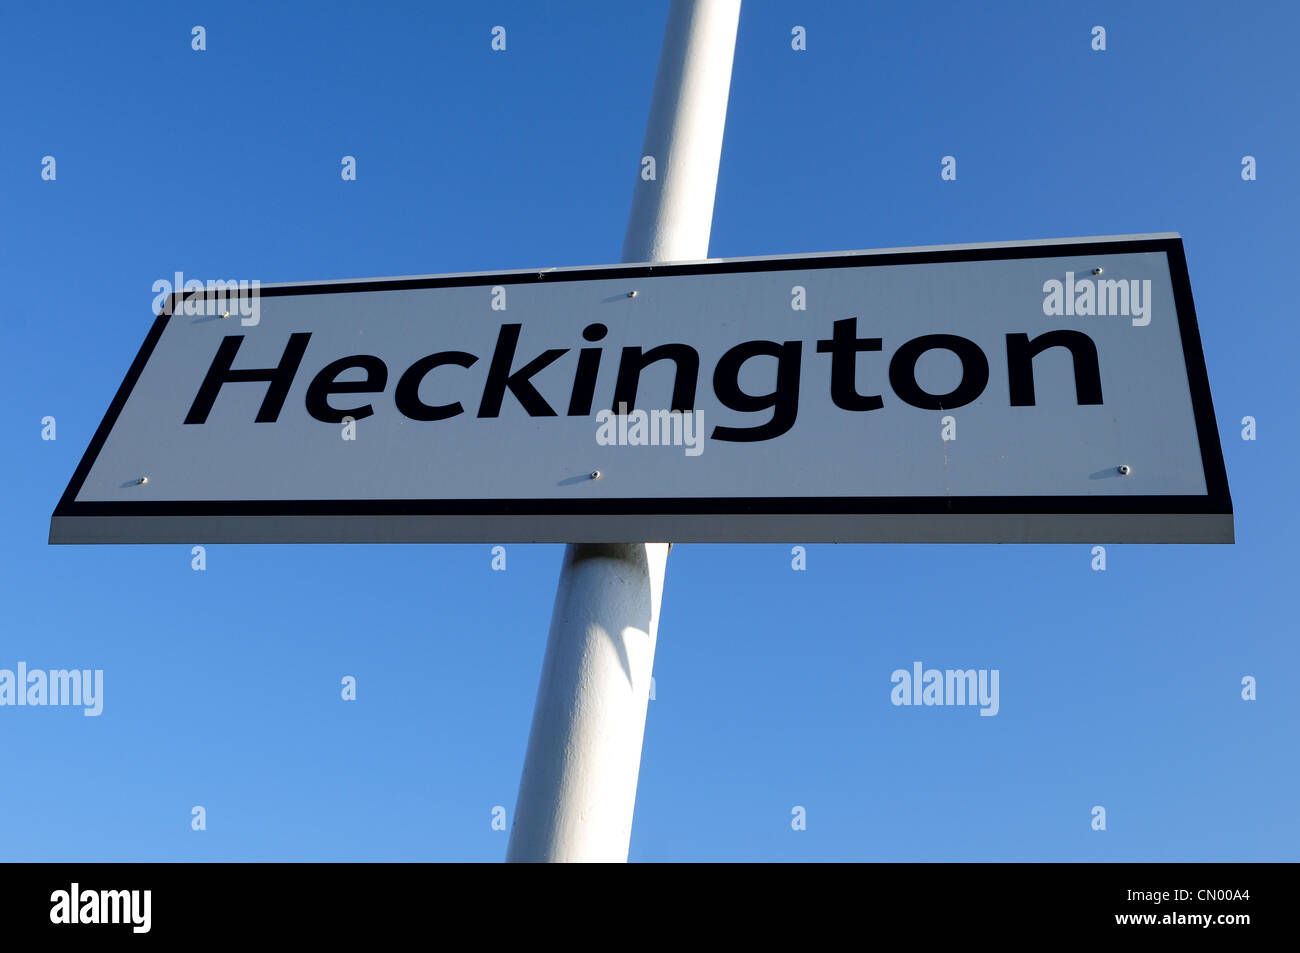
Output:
left=50, top=234, right=1233, bottom=544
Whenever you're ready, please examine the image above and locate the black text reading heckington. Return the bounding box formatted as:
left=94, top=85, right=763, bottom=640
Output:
left=183, top=319, right=1103, bottom=442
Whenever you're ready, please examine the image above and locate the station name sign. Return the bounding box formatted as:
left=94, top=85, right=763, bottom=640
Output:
left=51, top=234, right=1232, bottom=544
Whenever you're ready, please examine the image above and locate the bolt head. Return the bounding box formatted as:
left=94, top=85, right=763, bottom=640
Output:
left=1117, top=464, right=1131, bottom=476
left=590, top=470, right=602, bottom=480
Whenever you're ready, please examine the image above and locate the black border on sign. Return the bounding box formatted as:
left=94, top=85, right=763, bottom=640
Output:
left=51, top=237, right=1232, bottom=532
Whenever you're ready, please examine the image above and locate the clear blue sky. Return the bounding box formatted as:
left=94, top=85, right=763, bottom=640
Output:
left=2, top=0, right=1295, bottom=861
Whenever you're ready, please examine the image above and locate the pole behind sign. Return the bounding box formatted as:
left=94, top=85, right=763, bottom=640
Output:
left=505, top=0, right=742, bottom=863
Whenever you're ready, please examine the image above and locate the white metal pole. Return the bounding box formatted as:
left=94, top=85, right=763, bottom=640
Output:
left=507, top=0, right=741, bottom=863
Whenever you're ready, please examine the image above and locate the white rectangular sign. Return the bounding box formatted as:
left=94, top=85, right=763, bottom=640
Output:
left=51, top=234, right=1232, bottom=544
